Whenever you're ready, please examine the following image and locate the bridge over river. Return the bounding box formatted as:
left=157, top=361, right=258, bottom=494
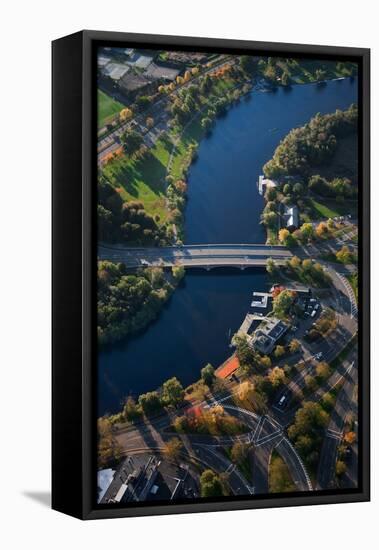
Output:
left=98, top=243, right=292, bottom=269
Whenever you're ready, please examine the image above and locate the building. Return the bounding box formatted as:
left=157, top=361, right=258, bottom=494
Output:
left=98, top=454, right=199, bottom=503
left=284, top=205, right=300, bottom=230
left=145, top=62, right=180, bottom=82
left=103, top=62, right=130, bottom=81
left=97, top=468, right=116, bottom=502
left=163, top=51, right=209, bottom=65
left=98, top=55, right=111, bottom=69
left=126, top=52, right=154, bottom=70
left=119, top=72, right=154, bottom=99
left=98, top=455, right=160, bottom=504
left=251, top=317, right=289, bottom=355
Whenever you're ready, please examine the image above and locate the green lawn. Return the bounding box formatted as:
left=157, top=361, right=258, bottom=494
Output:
left=307, top=198, right=356, bottom=220
left=103, top=137, right=172, bottom=223
left=98, top=90, right=124, bottom=128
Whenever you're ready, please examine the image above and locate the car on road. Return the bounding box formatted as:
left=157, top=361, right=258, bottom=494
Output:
left=277, top=395, right=288, bottom=409
left=315, top=352, right=323, bottom=360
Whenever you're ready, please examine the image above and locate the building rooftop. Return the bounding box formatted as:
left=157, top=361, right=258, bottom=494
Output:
left=252, top=317, right=288, bottom=355
left=126, top=53, right=154, bottom=69
left=98, top=55, right=111, bottom=68
left=103, top=63, right=130, bottom=81
left=98, top=455, right=159, bottom=504
left=145, top=62, right=180, bottom=81
left=285, top=204, right=300, bottom=229
left=119, top=72, right=152, bottom=93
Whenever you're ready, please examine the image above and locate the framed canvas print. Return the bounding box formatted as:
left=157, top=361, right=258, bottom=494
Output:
left=52, top=30, right=370, bottom=519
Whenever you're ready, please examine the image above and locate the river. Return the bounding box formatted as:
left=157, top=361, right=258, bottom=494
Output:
left=98, top=78, right=357, bottom=415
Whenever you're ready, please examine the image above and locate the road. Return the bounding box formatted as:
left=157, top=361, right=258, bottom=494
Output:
left=316, top=360, right=358, bottom=489
left=98, top=243, right=292, bottom=269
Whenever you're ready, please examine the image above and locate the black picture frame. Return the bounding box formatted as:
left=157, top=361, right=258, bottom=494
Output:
left=52, top=30, right=370, bottom=520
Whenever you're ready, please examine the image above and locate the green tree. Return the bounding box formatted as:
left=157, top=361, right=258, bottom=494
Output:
left=161, top=377, right=184, bottom=407
left=138, top=391, right=162, bottom=415
left=201, top=364, right=215, bottom=387
left=200, top=469, right=224, bottom=498
left=336, top=245, right=354, bottom=264
left=120, top=129, right=144, bottom=155
left=299, top=223, right=315, bottom=242
left=274, top=345, right=286, bottom=358
left=123, top=396, right=142, bottom=422
left=172, top=265, right=185, bottom=280
left=266, top=257, right=277, bottom=275
left=272, top=289, right=295, bottom=318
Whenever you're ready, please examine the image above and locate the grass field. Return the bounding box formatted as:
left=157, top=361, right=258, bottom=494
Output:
left=307, top=198, right=355, bottom=220
left=98, top=90, right=124, bottom=128
left=103, top=137, right=172, bottom=222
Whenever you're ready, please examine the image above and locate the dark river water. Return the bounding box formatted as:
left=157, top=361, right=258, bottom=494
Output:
left=98, top=78, right=357, bottom=415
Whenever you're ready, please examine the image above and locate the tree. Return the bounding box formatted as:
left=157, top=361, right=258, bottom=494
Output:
left=163, top=437, right=183, bottom=462
left=299, top=223, right=315, bottom=242
left=172, top=265, right=185, bottom=281
left=138, top=391, right=162, bottom=415
left=278, top=228, right=296, bottom=247
left=200, top=469, right=224, bottom=497
left=268, top=366, right=286, bottom=387
left=293, top=182, right=304, bottom=196
left=344, top=431, right=356, bottom=445
left=272, top=289, right=295, bottom=318
left=123, top=396, right=142, bottom=422
left=274, top=345, right=286, bottom=358
left=201, top=116, right=213, bottom=132
left=335, top=460, right=347, bottom=477
left=237, top=380, right=255, bottom=404
left=266, top=257, right=277, bottom=275
left=281, top=71, right=290, bottom=86
left=316, top=222, right=329, bottom=238
left=234, top=334, right=256, bottom=369
left=265, top=186, right=277, bottom=202
left=121, top=129, right=143, bottom=155
left=304, top=375, right=318, bottom=392
left=336, top=245, right=354, bottom=264
left=262, top=210, right=278, bottom=230
left=316, top=361, right=331, bottom=381
left=146, top=116, right=154, bottom=129
left=161, top=377, right=184, bottom=407
left=289, top=339, right=301, bottom=353
left=201, top=364, right=215, bottom=387
left=119, top=107, right=133, bottom=121
left=289, top=255, right=301, bottom=269
left=231, top=442, right=249, bottom=464
left=240, top=55, right=258, bottom=76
